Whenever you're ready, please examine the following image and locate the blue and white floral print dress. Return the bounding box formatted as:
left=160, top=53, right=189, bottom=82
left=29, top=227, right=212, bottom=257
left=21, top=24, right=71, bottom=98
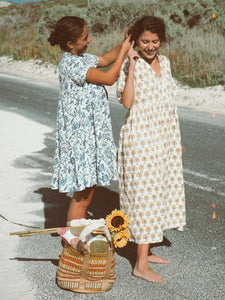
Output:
left=51, top=52, right=117, bottom=192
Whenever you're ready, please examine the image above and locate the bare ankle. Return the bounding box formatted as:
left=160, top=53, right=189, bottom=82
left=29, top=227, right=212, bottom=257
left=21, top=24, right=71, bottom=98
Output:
left=148, top=254, right=170, bottom=264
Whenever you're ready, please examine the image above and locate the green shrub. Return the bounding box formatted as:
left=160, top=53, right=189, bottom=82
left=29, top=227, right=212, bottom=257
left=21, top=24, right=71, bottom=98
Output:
left=163, top=27, right=225, bottom=87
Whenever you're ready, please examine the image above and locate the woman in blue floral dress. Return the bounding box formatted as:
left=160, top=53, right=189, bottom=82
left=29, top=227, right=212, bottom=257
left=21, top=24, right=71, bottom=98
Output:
left=48, top=16, right=130, bottom=233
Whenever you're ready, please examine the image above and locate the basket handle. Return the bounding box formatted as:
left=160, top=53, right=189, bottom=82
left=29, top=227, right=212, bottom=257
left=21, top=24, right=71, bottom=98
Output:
left=79, top=221, right=111, bottom=243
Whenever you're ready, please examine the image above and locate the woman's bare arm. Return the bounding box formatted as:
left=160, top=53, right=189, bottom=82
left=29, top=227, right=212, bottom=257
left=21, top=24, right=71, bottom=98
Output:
left=97, top=29, right=130, bottom=68
left=121, top=44, right=139, bottom=109
left=86, top=36, right=131, bottom=86
left=97, top=42, right=123, bottom=68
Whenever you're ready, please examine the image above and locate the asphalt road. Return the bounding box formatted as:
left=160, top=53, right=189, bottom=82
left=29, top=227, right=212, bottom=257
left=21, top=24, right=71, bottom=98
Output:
left=0, top=74, right=225, bottom=300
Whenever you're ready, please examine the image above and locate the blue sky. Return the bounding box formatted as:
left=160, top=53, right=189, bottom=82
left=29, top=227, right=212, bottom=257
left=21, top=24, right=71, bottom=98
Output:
left=3, top=0, right=47, bottom=4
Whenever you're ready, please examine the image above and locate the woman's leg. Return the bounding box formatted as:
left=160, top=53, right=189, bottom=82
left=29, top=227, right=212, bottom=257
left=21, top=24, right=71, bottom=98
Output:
left=66, top=186, right=95, bottom=249
left=133, top=244, right=165, bottom=283
left=67, top=185, right=96, bottom=221
left=148, top=248, right=170, bottom=264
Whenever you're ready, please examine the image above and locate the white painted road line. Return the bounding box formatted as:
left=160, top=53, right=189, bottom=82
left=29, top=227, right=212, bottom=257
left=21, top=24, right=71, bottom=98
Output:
left=184, top=180, right=225, bottom=197
left=183, top=168, right=222, bottom=182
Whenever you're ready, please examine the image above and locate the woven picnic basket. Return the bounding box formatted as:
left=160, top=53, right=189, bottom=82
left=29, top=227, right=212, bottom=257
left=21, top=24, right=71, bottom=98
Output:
left=57, top=219, right=116, bottom=293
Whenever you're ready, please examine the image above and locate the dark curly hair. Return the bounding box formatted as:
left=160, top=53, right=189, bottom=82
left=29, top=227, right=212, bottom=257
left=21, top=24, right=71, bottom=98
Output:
left=48, top=16, right=86, bottom=52
left=128, top=16, right=166, bottom=47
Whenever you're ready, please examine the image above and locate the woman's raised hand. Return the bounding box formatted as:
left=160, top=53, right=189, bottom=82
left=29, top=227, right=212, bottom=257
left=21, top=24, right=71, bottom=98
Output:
left=124, top=26, right=133, bottom=39
left=121, top=34, right=132, bottom=55
left=128, top=41, right=139, bottom=66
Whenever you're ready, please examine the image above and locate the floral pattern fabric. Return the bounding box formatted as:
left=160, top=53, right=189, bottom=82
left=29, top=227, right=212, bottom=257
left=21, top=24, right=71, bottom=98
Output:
left=117, top=55, right=186, bottom=244
left=51, top=52, right=117, bottom=192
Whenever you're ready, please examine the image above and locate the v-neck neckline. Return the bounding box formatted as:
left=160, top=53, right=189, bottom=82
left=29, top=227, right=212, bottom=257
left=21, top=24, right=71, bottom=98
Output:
left=141, top=54, right=162, bottom=80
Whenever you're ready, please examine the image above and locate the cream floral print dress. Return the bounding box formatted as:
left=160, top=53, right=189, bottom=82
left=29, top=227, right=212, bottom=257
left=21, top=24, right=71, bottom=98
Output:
left=117, top=54, right=186, bottom=244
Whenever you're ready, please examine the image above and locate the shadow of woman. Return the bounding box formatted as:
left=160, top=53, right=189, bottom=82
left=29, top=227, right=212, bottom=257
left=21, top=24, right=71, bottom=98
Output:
left=34, top=185, right=120, bottom=228
left=34, top=188, right=70, bottom=228
left=115, top=237, right=171, bottom=269
left=35, top=184, right=172, bottom=272
left=116, top=242, right=137, bottom=269
left=88, top=186, right=120, bottom=219
left=33, top=185, right=173, bottom=280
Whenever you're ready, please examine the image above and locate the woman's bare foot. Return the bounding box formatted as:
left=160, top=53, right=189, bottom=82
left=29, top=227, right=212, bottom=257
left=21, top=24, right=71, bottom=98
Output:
left=148, top=254, right=170, bottom=264
left=133, top=265, right=165, bottom=283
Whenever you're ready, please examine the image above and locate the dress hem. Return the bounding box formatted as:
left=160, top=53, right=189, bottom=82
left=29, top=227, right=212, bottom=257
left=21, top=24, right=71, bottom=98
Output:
left=129, top=224, right=186, bottom=245
left=50, top=177, right=117, bottom=193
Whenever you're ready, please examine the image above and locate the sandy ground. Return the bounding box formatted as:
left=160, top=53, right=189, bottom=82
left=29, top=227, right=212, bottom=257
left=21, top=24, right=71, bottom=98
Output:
left=0, top=55, right=225, bottom=115
left=0, top=55, right=224, bottom=298
left=0, top=1, right=12, bottom=8
left=0, top=111, right=51, bottom=299
left=0, top=58, right=55, bottom=299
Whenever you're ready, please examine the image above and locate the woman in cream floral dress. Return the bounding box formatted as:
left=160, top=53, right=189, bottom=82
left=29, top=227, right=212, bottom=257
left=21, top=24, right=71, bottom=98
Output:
left=117, top=16, right=186, bottom=283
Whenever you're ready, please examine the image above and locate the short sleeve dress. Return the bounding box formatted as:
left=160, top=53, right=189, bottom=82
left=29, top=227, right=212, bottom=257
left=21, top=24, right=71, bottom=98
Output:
left=117, top=54, right=186, bottom=244
left=51, top=52, right=117, bottom=193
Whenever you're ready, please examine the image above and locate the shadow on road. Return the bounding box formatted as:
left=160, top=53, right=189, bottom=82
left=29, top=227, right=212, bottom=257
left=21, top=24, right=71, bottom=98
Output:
left=12, top=125, right=172, bottom=271
left=34, top=186, right=120, bottom=228
left=34, top=184, right=172, bottom=270
left=34, top=188, right=70, bottom=228
left=11, top=257, right=59, bottom=267
left=116, top=237, right=172, bottom=269
left=88, top=186, right=120, bottom=219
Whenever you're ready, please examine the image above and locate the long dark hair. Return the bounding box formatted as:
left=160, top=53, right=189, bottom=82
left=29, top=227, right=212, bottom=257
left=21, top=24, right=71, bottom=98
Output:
left=48, top=16, right=86, bottom=52
left=129, top=16, right=166, bottom=47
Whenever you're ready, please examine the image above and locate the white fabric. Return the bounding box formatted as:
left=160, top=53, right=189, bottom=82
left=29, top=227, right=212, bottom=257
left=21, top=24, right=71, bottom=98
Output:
left=61, top=229, right=77, bottom=243
left=70, top=218, right=105, bottom=227
left=80, top=223, right=111, bottom=242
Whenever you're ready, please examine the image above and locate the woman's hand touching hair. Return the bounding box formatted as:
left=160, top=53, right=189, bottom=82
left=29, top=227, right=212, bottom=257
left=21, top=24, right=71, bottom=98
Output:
left=128, top=41, right=139, bottom=67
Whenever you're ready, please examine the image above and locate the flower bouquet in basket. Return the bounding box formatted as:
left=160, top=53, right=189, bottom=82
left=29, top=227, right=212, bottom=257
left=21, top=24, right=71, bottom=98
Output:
left=9, top=209, right=130, bottom=249
left=105, top=209, right=130, bottom=248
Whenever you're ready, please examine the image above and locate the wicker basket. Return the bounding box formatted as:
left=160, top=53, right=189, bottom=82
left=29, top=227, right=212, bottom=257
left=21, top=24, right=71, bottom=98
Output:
left=57, top=221, right=116, bottom=293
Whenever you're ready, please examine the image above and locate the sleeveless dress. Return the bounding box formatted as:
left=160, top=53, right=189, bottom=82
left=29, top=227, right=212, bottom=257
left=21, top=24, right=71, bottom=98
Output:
left=51, top=52, right=117, bottom=192
left=117, top=54, right=186, bottom=244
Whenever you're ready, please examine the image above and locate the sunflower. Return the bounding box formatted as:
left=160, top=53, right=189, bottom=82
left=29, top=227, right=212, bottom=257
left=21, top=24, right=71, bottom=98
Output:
left=105, top=209, right=130, bottom=232
left=113, top=228, right=130, bottom=248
